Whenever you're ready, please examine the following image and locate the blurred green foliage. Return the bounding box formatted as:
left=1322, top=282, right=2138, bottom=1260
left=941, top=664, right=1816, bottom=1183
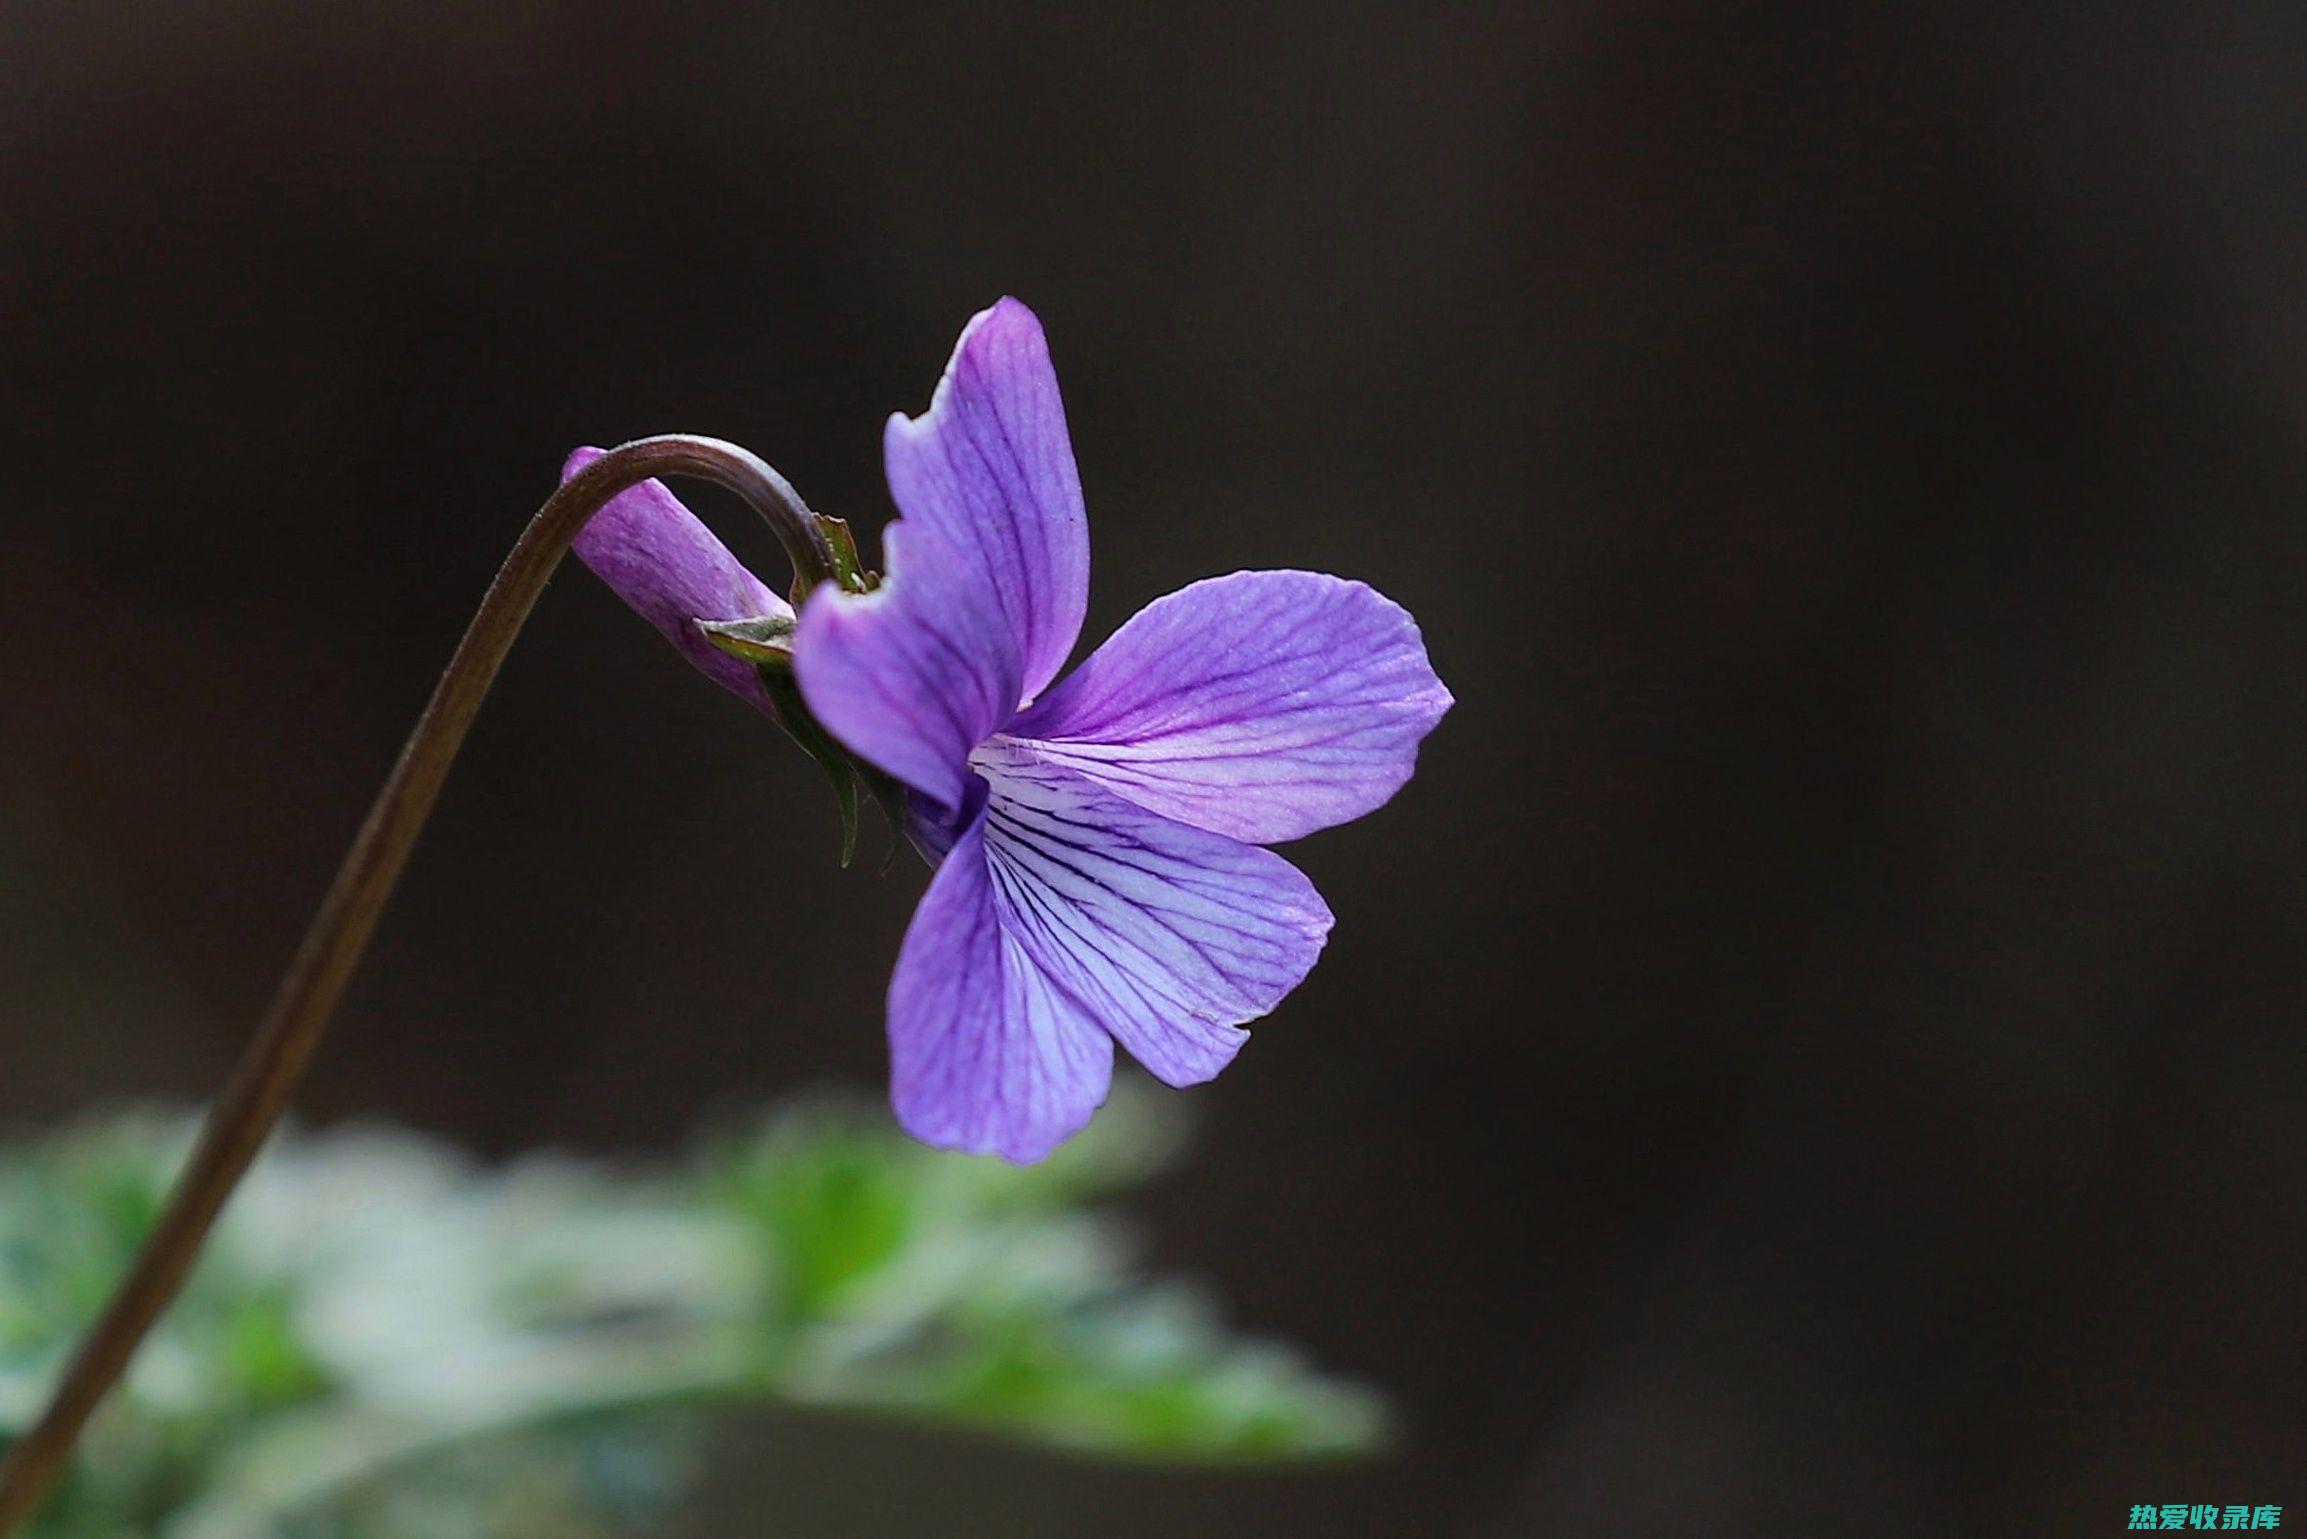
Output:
left=0, top=1091, right=1383, bottom=1538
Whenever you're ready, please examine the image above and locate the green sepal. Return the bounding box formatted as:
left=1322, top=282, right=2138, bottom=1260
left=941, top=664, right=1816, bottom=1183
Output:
left=857, top=761, right=911, bottom=875
left=757, top=664, right=863, bottom=866
left=729, top=532, right=894, bottom=867
left=697, top=614, right=797, bottom=665
left=817, top=514, right=879, bottom=594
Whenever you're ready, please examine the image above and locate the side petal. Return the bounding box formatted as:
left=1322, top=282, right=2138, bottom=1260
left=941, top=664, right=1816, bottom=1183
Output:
left=792, top=520, right=1023, bottom=813
left=884, top=297, right=1089, bottom=704
left=1007, top=571, right=1453, bottom=843
left=888, top=804, right=1114, bottom=1163
left=974, top=744, right=1334, bottom=1088
left=563, top=446, right=789, bottom=714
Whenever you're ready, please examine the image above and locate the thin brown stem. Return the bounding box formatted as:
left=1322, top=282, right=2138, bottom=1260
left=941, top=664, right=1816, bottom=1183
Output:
left=0, top=435, right=833, bottom=1535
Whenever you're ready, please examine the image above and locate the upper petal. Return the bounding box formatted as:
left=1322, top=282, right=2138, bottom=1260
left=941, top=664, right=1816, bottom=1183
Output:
left=884, top=298, right=1089, bottom=704
left=1007, top=571, right=1453, bottom=843
left=887, top=800, right=1114, bottom=1163
left=974, top=743, right=1334, bottom=1088
left=563, top=447, right=790, bottom=715
left=792, top=519, right=1023, bottom=813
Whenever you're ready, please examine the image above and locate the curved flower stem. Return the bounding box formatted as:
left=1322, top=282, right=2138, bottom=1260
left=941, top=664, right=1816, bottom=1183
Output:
left=0, top=436, right=835, bottom=1535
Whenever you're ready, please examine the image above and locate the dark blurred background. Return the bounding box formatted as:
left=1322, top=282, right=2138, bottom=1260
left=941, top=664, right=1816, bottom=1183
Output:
left=5, top=1, right=2305, bottom=1533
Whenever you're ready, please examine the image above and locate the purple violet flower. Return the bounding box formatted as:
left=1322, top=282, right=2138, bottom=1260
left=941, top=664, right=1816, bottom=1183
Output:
left=569, top=298, right=1451, bottom=1162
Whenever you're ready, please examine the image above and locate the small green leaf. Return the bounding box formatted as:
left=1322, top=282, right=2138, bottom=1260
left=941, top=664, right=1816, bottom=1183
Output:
left=695, top=615, right=797, bottom=666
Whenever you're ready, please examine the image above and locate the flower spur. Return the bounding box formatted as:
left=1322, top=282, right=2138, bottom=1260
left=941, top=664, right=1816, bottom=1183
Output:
left=574, top=298, right=1452, bottom=1161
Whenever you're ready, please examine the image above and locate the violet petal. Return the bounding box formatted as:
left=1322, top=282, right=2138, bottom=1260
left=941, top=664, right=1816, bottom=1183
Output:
left=884, top=298, right=1089, bottom=705
left=792, top=519, right=1022, bottom=813
left=887, top=801, right=1115, bottom=1162
left=974, top=743, right=1334, bottom=1088
left=1007, top=571, right=1454, bottom=843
